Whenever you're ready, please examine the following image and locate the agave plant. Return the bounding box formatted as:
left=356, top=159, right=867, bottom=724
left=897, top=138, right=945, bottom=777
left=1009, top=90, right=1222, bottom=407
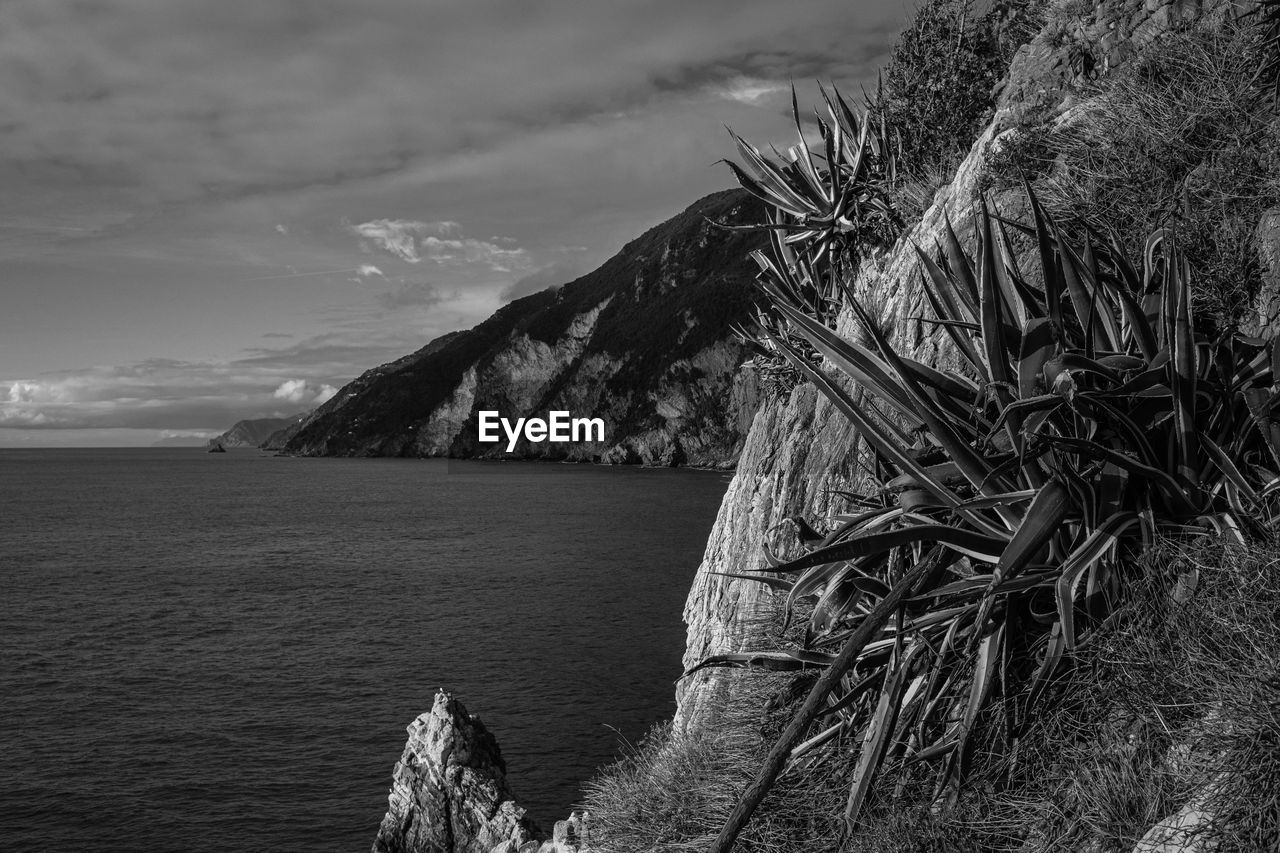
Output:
left=699, top=186, right=1280, bottom=849
left=720, top=85, right=902, bottom=392
left=720, top=83, right=901, bottom=272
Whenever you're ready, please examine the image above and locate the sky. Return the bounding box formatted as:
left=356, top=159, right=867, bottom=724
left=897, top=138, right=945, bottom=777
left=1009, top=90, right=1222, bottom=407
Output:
left=0, top=0, right=909, bottom=447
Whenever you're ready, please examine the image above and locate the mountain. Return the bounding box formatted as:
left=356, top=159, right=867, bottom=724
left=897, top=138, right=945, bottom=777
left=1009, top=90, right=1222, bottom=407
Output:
left=207, top=414, right=306, bottom=449
left=151, top=435, right=214, bottom=447
left=279, top=190, right=766, bottom=467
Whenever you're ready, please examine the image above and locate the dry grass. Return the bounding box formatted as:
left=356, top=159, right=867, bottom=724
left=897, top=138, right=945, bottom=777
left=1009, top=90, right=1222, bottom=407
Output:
left=582, top=536, right=1280, bottom=852
left=956, top=536, right=1280, bottom=851
left=1037, top=20, right=1280, bottom=328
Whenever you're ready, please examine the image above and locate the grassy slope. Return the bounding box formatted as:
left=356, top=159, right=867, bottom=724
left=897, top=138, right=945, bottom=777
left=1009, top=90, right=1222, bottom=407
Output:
left=584, top=538, right=1280, bottom=852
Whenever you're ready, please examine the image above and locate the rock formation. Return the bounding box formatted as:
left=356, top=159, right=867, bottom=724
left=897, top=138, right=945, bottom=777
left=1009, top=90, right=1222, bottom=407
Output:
left=279, top=191, right=765, bottom=467
left=372, top=691, right=542, bottom=853
left=371, top=690, right=594, bottom=853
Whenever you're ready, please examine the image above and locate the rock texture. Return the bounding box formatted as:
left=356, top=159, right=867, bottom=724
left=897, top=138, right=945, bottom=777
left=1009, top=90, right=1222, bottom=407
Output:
left=372, top=691, right=542, bottom=853
left=670, top=10, right=1267, bottom=853
left=280, top=191, right=765, bottom=468
left=674, top=0, right=1251, bottom=743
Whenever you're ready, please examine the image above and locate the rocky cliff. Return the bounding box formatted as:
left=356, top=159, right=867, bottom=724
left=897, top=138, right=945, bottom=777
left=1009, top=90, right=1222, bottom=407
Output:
left=279, top=191, right=764, bottom=468
left=675, top=0, right=1257, bottom=736
left=372, top=2, right=1278, bottom=851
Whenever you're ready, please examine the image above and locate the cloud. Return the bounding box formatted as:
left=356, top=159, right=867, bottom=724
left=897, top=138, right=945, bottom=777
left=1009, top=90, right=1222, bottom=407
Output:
left=715, top=77, right=788, bottom=105
left=352, top=219, right=456, bottom=263
left=499, top=261, right=585, bottom=302
left=377, top=281, right=444, bottom=311
left=352, top=217, right=529, bottom=272
left=273, top=379, right=337, bottom=404
left=8, top=379, right=71, bottom=403
left=356, top=263, right=384, bottom=278
left=0, top=0, right=910, bottom=447
left=0, top=354, right=362, bottom=433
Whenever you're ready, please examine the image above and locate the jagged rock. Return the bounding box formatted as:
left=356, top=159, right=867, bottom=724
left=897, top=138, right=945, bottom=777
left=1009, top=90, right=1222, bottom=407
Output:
left=372, top=691, right=541, bottom=853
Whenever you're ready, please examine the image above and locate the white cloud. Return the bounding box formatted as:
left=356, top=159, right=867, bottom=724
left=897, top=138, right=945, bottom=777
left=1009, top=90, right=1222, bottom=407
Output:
left=0, top=340, right=410, bottom=437
left=7, top=379, right=70, bottom=403
left=715, top=77, right=787, bottom=105
left=356, top=263, right=384, bottom=278
left=273, top=378, right=337, bottom=404
left=352, top=219, right=458, bottom=263
left=352, top=218, right=529, bottom=271
left=275, top=223, right=289, bottom=235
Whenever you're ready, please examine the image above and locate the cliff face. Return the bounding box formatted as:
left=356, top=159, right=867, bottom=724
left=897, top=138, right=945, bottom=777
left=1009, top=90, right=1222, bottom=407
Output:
left=674, top=0, right=1256, bottom=730
left=280, top=191, right=764, bottom=468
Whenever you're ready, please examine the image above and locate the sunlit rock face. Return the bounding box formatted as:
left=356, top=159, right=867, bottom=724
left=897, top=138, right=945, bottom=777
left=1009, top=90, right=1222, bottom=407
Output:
left=372, top=691, right=541, bottom=853
left=279, top=191, right=765, bottom=468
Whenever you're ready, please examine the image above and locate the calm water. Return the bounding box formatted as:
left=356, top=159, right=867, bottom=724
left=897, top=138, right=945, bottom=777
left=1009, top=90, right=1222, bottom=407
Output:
left=0, top=449, right=729, bottom=851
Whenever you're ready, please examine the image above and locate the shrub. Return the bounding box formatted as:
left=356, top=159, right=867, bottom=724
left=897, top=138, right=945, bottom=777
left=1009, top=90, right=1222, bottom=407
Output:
left=869, top=0, right=1042, bottom=218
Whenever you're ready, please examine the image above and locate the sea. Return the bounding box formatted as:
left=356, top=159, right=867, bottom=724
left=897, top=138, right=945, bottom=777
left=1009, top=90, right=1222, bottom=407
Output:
left=0, top=448, right=732, bottom=851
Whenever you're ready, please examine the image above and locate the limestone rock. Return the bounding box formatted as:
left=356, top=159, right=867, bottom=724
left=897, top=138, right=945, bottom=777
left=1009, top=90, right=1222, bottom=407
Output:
left=372, top=691, right=541, bottom=853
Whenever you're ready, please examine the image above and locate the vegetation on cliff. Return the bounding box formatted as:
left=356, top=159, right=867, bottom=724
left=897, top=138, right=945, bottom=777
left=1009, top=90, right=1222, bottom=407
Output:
left=583, top=1, right=1280, bottom=851
left=587, top=538, right=1280, bottom=851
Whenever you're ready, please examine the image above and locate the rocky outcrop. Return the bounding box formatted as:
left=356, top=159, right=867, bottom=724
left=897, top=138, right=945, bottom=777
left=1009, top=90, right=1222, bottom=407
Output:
left=280, top=191, right=765, bottom=468
left=207, top=413, right=306, bottom=449
left=372, top=691, right=541, bottom=853
left=371, top=690, right=595, bottom=853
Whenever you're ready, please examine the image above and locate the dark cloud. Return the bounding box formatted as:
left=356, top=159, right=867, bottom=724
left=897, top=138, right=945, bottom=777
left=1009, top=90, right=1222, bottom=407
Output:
left=0, top=0, right=906, bottom=212
left=1, top=0, right=911, bottom=444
